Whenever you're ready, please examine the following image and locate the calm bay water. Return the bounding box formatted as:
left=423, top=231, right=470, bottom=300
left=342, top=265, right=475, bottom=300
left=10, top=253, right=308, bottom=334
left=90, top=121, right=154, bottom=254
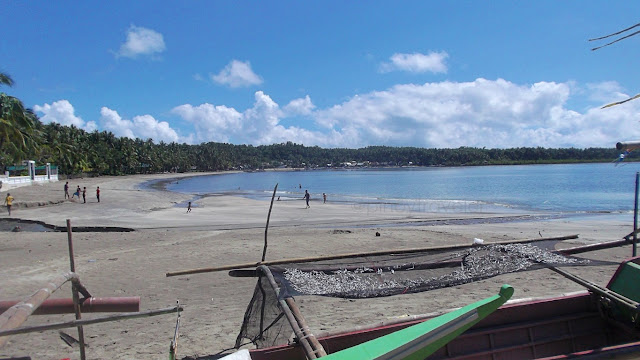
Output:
left=165, top=163, right=640, bottom=216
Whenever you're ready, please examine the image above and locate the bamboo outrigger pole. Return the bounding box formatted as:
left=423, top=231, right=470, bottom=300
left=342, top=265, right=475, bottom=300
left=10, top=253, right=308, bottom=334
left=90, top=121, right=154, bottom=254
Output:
left=0, top=272, right=79, bottom=347
left=166, top=234, right=579, bottom=277
left=616, top=140, right=640, bottom=151
left=0, top=305, right=183, bottom=337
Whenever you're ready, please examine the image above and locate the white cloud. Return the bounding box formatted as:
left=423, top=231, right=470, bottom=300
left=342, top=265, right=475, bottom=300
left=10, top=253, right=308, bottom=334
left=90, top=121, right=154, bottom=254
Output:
left=313, top=79, right=640, bottom=148
left=380, top=51, right=448, bottom=73
left=171, top=103, right=242, bottom=143
left=172, top=91, right=324, bottom=145
left=169, top=79, right=640, bottom=149
left=117, top=25, right=166, bottom=59
left=211, top=60, right=263, bottom=88
left=39, top=78, right=640, bottom=151
left=99, top=107, right=182, bottom=143
left=283, top=96, right=315, bottom=116
left=34, top=100, right=97, bottom=131
left=585, top=81, right=628, bottom=103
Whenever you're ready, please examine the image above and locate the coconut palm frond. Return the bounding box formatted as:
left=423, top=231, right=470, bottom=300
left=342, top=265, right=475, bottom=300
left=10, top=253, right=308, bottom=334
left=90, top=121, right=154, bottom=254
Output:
left=589, top=22, right=640, bottom=42
left=601, top=94, right=640, bottom=109
left=0, top=73, right=14, bottom=87
left=591, top=29, right=640, bottom=51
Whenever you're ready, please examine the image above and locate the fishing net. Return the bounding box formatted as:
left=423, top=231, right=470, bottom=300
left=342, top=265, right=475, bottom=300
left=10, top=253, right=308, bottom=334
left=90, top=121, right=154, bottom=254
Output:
left=235, top=239, right=612, bottom=349
left=235, top=274, right=290, bottom=349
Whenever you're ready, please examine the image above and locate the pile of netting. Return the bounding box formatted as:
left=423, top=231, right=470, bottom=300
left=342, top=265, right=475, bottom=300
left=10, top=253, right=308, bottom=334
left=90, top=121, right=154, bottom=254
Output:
left=235, top=239, right=609, bottom=348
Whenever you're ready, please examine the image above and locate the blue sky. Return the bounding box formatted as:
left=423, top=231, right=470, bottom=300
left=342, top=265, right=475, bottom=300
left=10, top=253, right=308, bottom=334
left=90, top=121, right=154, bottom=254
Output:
left=3, top=1, right=640, bottom=149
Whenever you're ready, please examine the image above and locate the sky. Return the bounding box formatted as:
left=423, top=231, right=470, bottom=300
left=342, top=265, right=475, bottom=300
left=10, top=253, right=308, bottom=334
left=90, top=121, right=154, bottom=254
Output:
left=3, top=1, right=640, bottom=149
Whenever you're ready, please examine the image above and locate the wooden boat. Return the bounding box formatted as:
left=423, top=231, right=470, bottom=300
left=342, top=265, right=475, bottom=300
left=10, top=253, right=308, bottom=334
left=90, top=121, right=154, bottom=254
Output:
left=223, top=255, right=640, bottom=360
left=317, top=284, right=513, bottom=360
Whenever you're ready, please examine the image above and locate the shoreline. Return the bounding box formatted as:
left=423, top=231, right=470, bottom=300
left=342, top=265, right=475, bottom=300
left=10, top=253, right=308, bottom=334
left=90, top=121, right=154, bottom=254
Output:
left=0, top=172, right=635, bottom=359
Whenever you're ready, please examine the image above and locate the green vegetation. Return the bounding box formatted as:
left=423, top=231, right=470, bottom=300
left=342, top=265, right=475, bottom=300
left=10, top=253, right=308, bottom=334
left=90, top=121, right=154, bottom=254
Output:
left=0, top=72, right=632, bottom=176
left=0, top=73, right=40, bottom=169
left=22, top=127, right=635, bottom=176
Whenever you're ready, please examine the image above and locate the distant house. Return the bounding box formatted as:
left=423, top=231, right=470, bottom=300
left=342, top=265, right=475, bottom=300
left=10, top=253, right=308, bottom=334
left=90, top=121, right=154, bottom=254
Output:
left=1, top=161, right=58, bottom=191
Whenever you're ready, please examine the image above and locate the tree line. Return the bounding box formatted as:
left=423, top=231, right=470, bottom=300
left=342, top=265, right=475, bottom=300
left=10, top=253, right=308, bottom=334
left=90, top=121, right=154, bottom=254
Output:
left=1, top=72, right=633, bottom=177
left=12, top=123, right=637, bottom=177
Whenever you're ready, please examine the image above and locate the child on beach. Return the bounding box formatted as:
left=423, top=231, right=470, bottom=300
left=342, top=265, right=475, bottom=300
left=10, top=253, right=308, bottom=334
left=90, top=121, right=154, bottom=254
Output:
left=4, top=193, right=13, bottom=216
left=187, top=202, right=192, bottom=213
left=72, top=186, right=81, bottom=199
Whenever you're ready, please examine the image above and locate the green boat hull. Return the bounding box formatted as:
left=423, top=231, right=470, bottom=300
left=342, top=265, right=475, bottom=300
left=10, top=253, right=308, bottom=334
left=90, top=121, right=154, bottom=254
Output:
left=322, top=284, right=514, bottom=360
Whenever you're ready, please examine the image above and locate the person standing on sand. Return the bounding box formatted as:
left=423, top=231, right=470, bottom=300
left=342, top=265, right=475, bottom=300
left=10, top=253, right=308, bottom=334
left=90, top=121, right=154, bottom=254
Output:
left=96, top=186, right=100, bottom=203
left=72, top=185, right=80, bottom=199
left=323, top=193, right=327, bottom=204
left=82, top=187, right=87, bottom=203
left=64, top=182, right=70, bottom=199
left=303, top=190, right=310, bottom=208
left=186, top=202, right=192, bottom=213
left=4, top=193, right=13, bottom=216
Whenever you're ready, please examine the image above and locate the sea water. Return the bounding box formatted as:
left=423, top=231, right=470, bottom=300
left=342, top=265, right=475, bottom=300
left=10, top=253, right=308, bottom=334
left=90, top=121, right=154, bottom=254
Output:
left=165, top=163, right=640, bottom=217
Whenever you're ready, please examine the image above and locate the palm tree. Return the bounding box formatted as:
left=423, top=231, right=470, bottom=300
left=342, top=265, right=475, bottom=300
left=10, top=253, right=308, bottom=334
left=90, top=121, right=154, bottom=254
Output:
left=0, top=72, right=40, bottom=167
left=0, top=73, right=14, bottom=87
left=589, top=22, right=640, bottom=108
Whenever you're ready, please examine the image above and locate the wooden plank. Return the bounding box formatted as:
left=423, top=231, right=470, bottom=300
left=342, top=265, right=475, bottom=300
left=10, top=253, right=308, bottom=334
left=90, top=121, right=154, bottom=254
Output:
left=166, top=235, right=579, bottom=277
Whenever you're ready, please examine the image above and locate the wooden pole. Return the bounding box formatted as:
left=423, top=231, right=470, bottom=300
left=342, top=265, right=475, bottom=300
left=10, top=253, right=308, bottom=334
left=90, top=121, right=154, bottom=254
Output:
left=616, top=141, right=640, bottom=151
left=634, top=173, right=639, bottom=257
left=169, top=301, right=180, bottom=360
left=259, top=266, right=318, bottom=359
left=262, top=183, right=278, bottom=262
left=284, top=297, right=327, bottom=357
left=547, top=266, right=639, bottom=312
left=0, top=297, right=140, bottom=315
left=67, top=219, right=86, bottom=360
left=558, top=239, right=630, bottom=255
left=166, top=234, right=579, bottom=277
left=228, top=239, right=628, bottom=278
left=0, top=306, right=183, bottom=337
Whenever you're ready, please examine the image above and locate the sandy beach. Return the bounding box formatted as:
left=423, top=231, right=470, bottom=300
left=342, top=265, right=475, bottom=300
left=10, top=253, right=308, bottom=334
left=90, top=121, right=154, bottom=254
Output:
left=0, top=172, right=636, bottom=359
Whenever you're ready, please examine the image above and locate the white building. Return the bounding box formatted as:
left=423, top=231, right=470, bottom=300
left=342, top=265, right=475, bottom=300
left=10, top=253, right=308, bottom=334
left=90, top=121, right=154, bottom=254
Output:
left=0, top=161, right=59, bottom=191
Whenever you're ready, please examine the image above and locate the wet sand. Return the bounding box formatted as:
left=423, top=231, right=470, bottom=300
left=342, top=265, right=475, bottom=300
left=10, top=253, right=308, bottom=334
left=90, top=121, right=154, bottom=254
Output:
left=0, top=173, right=635, bottom=359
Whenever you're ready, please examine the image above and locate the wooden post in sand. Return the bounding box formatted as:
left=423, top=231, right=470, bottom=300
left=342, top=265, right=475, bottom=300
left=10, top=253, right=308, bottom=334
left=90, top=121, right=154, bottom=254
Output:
left=262, top=183, right=278, bottom=262
left=67, top=219, right=87, bottom=360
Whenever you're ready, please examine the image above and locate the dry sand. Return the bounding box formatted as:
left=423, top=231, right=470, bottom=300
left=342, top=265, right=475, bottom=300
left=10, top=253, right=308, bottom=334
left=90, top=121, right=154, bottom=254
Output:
left=0, top=172, right=636, bottom=359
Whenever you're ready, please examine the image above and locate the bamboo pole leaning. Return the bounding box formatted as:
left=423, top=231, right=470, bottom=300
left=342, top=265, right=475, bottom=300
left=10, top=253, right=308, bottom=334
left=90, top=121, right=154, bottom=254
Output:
left=0, top=272, right=79, bottom=347
left=285, top=297, right=327, bottom=357
left=262, top=183, right=278, bottom=262
left=258, top=265, right=321, bottom=359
